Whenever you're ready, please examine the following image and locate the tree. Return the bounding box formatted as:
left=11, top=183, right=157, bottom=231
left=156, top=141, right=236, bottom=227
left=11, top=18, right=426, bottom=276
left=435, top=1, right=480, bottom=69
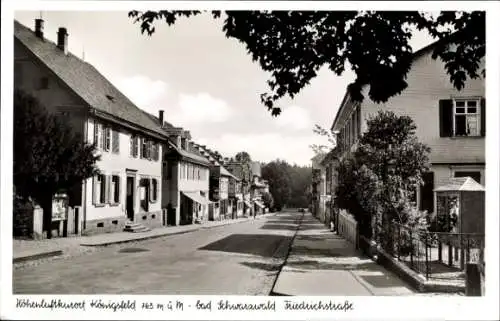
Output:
left=261, top=160, right=292, bottom=211
left=310, top=124, right=337, bottom=155
left=234, top=151, right=253, bottom=184
left=288, top=164, right=312, bottom=208
left=128, top=10, right=485, bottom=115
left=335, top=111, right=431, bottom=247
left=14, top=90, right=100, bottom=238
left=261, top=191, right=274, bottom=211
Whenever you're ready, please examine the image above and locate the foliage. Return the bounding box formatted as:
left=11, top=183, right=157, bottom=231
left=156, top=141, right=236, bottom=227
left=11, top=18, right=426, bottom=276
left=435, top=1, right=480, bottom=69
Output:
left=14, top=89, right=100, bottom=238
left=287, top=164, right=313, bottom=208
left=334, top=111, right=431, bottom=242
left=128, top=10, right=485, bottom=116
left=234, top=151, right=253, bottom=184
left=261, top=159, right=292, bottom=211
left=261, top=191, right=275, bottom=210
left=310, top=124, right=337, bottom=155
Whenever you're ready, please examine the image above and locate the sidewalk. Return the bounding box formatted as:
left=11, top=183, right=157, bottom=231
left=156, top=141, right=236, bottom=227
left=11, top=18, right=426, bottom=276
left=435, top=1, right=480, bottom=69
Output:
left=271, top=212, right=415, bottom=296
left=14, top=213, right=274, bottom=263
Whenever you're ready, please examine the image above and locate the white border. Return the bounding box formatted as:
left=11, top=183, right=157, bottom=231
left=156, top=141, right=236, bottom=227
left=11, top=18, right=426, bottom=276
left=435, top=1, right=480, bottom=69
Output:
left=1, top=1, right=499, bottom=320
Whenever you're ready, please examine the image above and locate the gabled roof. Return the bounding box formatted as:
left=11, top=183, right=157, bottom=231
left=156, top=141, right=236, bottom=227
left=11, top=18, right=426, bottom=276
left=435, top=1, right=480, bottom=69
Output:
left=434, top=177, right=485, bottom=192
left=331, top=35, right=454, bottom=131
left=165, top=140, right=211, bottom=167
left=14, top=20, right=167, bottom=139
left=194, top=144, right=239, bottom=180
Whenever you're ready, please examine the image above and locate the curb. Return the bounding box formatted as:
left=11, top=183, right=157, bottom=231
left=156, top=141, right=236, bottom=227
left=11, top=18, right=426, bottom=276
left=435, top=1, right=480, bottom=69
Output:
left=81, top=214, right=275, bottom=247
left=13, top=250, right=63, bottom=263
left=269, top=212, right=305, bottom=296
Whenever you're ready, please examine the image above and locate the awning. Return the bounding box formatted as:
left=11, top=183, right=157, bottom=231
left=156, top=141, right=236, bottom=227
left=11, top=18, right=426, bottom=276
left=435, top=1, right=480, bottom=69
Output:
left=182, top=191, right=210, bottom=205
left=255, top=201, right=265, bottom=209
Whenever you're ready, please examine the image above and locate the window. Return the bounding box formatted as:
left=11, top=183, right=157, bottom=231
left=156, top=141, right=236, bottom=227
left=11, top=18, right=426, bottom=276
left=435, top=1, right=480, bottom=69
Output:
left=454, top=171, right=481, bottom=184
left=141, top=138, right=147, bottom=159
left=140, top=178, right=149, bottom=212
left=150, top=178, right=158, bottom=202
left=111, top=175, right=120, bottom=204
left=93, top=174, right=106, bottom=205
left=94, top=122, right=103, bottom=149
left=151, top=142, right=159, bottom=161
left=454, top=100, right=480, bottom=136
left=130, top=135, right=139, bottom=157
left=440, top=98, right=485, bottom=137
left=112, top=129, right=119, bottom=153
left=104, top=127, right=111, bottom=151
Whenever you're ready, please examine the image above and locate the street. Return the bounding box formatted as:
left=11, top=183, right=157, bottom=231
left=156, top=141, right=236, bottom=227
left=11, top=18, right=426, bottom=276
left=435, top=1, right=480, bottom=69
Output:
left=14, top=212, right=299, bottom=295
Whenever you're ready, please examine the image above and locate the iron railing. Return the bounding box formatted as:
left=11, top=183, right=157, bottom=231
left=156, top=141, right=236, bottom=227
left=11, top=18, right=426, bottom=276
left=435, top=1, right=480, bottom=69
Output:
left=376, top=222, right=484, bottom=280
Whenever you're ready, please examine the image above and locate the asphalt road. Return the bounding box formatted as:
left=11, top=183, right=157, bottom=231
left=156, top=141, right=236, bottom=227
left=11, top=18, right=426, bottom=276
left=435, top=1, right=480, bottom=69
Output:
left=13, top=212, right=301, bottom=295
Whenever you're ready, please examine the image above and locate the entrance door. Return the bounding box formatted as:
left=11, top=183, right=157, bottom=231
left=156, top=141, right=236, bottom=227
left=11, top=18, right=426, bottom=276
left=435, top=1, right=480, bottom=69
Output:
left=126, top=176, right=135, bottom=221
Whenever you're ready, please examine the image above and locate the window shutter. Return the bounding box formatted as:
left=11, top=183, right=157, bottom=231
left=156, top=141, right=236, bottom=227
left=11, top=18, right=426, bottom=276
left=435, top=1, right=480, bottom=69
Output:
left=149, top=179, right=154, bottom=202
left=99, top=124, right=105, bottom=149
left=139, top=138, right=144, bottom=158
left=112, top=130, right=119, bottom=153
left=130, top=136, right=134, bottom=157
left=116, top=176, right=121, bottom=203
left=439, top=99, right=453, bottom=137
left=93, top=121, right=99, bottom=146
left=133, top=137, right=138, bottom=158
left=92, top=176, right=97, bottom=205
left=480, top=98, right=486, bottom=137
left=105, top=175, right=111, bottom=204
left=105, top=127, right=111, bottom=151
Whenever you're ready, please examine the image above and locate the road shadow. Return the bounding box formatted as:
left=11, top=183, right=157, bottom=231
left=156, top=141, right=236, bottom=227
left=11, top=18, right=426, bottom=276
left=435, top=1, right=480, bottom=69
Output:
left=260, top=224, right=297, bottom=231
left=198, top=234, right=292, bottom=258
left=291, top=245, right=363, bottom=258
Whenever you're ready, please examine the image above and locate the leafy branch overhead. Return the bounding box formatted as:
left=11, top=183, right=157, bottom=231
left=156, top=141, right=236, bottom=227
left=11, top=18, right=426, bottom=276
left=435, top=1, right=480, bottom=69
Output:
left=128, top=10, right=485, bottom=116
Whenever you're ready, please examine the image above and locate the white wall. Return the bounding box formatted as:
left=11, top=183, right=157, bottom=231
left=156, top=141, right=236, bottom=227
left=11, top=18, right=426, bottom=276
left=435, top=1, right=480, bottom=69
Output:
left=359, top=53, right=485, bottom=164
left=84, top=118, right=163, bottom=221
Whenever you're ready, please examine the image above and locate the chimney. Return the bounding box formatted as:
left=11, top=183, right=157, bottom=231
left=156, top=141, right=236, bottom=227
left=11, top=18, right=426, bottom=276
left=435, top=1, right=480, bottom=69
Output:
left=57, top=27, right=68, bottom=54
left=35, top=18, right=44, bottom=39
left=159, top=110, right=164, bottom=124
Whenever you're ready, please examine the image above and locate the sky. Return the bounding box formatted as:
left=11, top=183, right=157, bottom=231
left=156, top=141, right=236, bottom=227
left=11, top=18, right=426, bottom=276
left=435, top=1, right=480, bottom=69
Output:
left=14, top=11, right=434, bottom=166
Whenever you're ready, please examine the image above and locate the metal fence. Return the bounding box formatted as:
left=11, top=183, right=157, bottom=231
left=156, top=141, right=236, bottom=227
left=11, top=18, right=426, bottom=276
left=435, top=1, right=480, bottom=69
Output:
left=376, top=222, right=484, bottom=280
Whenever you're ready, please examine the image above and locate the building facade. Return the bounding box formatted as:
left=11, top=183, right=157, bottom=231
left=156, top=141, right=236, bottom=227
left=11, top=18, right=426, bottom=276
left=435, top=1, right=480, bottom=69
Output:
left=330, top=39, right=485, bottom=219
left=162, top=129, right=211, bottom=226
left=14, top=19, right=168, bottom=236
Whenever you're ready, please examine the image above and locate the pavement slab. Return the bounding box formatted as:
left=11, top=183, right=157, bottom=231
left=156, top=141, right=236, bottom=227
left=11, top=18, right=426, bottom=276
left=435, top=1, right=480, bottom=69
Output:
left=271, top=212, right=415, bottom=296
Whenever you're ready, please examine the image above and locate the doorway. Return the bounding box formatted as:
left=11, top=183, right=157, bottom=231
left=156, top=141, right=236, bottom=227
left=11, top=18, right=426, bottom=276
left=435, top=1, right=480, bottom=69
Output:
left=126, top=176, right=135, bottom=221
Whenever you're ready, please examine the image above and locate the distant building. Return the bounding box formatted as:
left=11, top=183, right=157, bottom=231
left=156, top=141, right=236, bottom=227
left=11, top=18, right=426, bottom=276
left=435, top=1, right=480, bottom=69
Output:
left=192, top=145, right=239, bottom=220
left=161, top=128, right=211, bottom=226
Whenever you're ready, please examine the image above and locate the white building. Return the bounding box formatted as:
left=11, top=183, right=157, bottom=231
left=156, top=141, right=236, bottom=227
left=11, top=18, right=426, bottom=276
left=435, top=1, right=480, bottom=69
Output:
left=331, top=38, right=485, bottom=217
left=14, top=19, right=168, bottom=236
